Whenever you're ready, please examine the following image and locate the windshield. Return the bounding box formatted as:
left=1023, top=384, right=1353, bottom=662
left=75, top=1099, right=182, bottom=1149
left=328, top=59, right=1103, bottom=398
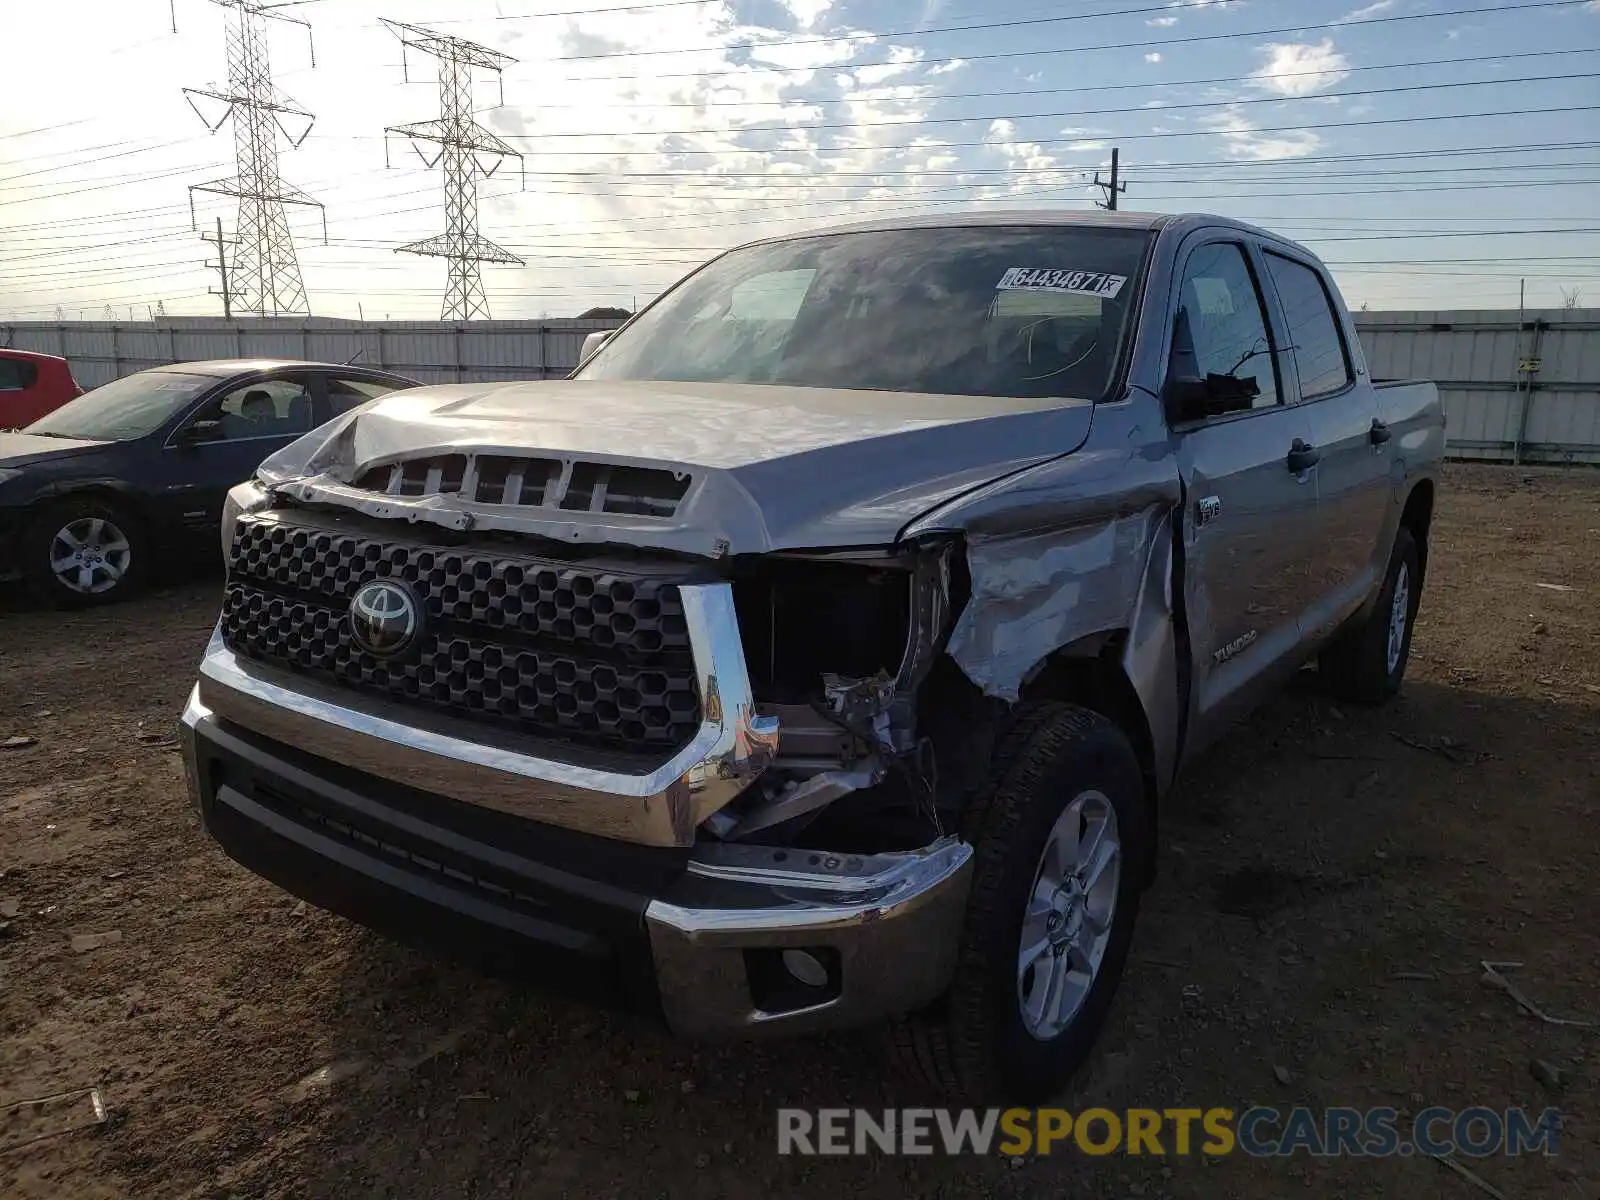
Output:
left=577, top=226, right=1150, bottom=399
left=27, top=370, right=214, bottom=441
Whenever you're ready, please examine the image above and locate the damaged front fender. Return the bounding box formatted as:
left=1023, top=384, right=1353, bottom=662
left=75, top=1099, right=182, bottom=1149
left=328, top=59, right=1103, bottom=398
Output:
left=902, top=391, right=1183, bottom=792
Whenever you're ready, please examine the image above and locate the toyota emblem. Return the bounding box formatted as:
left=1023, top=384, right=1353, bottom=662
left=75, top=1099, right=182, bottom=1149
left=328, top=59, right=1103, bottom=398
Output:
left=349, top=579, right=421, bottom=658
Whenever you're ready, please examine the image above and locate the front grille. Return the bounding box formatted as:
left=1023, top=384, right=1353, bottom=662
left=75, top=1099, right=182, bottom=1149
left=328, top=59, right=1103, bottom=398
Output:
left=353, top=454, right=692, bottom=519
left=221, top=514, right=701, bottom=753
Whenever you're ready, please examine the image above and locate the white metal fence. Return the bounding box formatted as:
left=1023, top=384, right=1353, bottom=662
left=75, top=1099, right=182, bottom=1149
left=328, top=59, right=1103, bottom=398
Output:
left=0, top=317, right=627, bottom=390
left=1354, top=309, right=1600, bottom=465
left=6, top=311, right=1597, bottom=465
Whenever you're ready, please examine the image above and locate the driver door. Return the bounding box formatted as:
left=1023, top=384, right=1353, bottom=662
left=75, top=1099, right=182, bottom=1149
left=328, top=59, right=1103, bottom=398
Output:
left=156, top=372, right=319, bottom=537
left=1167, top=237, right=1322, bottom=755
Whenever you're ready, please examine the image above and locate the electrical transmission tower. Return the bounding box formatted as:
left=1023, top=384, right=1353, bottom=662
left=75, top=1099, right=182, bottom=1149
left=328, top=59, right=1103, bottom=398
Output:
left=383, top=18, right=523, bottom=321
left=184, top=0, right=325, bottom=317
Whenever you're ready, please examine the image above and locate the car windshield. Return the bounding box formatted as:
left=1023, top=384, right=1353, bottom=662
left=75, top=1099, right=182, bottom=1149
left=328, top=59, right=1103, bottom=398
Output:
left=577, top=225, right=1151, bottom=399
left=26, top=370, right=214, bottom=441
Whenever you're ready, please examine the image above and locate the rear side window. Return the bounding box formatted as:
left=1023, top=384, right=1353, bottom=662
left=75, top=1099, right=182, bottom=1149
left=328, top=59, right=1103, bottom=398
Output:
left=1265, top=253, right=1353, bottom=399
left=326, top=377, right=404, bottom=415
left=0, top=359, right=39, bottom=390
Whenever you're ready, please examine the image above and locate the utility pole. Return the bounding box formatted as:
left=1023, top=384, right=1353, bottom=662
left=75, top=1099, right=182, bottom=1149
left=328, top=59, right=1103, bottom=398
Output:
left=382, top=18, right=523, bottom=321
left=202, top=216, right=236, bottom=319
left=184, top=0, right=325, bottom=316
left=1094, top=147, right=1127, bottom=211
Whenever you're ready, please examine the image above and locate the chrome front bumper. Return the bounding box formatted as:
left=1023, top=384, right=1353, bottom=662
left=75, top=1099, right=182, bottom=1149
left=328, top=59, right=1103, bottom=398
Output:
left=647, top=839, right=973, bottom=1036
left=181, top=684, right=974, bottom=1035
left=189, top=581, right=780, bottom=848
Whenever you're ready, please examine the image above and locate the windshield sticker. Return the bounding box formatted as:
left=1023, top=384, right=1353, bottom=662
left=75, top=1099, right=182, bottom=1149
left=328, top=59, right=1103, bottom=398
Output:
left=996, top=268, right=1127, bottom=299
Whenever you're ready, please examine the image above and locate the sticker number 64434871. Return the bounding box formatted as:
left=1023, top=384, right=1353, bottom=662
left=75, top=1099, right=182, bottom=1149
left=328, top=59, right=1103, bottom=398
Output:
left=996, top=268, right=1127, bottom=299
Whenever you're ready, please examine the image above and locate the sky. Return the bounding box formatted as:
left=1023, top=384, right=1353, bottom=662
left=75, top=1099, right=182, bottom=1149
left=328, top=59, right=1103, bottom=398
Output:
left=2, top=0, right=1598, bottom=320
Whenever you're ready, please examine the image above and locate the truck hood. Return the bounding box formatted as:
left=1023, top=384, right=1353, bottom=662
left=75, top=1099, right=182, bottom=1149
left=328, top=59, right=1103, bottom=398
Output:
left=262, top=379, right=1096, bottom=556
left=0, top=432, right=109, bottom=467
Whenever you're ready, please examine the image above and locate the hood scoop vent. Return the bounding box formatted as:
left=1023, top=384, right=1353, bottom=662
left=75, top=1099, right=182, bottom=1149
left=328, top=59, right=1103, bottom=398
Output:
left=353, top=453, right=693, bottom=519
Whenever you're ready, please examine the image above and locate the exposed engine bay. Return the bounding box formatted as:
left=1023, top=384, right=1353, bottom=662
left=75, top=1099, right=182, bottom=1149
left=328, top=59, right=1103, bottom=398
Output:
left=706, top=537, right=1004, bottom=855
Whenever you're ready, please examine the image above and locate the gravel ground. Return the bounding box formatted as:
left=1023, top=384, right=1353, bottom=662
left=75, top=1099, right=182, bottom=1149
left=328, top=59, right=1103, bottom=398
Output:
left=2, top=463, right=1597, bottom=1199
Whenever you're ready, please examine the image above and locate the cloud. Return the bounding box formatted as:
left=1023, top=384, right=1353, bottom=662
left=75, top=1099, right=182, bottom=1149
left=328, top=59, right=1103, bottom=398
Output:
left=1147, top=0, right=1240, bottom=26
left=1144, top=52, right=1163, bottom=63
left=985, top=119, right=1085, bottom=190
left=559, top=25, right=630, bottom=58
left=1335, top=0, right=1393, bottom=21
left=1249, top=39, right=1351, bottom=96
left=1200, top=104, right=1322, bottom=159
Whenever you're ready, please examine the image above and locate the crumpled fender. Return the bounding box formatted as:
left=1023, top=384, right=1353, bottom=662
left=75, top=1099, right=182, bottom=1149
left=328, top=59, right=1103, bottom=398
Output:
left=901, top=392, right=1184, bottom=791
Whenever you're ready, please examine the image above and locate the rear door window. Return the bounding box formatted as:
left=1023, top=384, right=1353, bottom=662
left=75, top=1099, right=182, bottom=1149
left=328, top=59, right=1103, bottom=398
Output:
left=191, top=378, right=315, bottom=441
left=1264, top=252, right=1354, bottom=399
left=325, top=376, right=406, bottom=417
left=0, top=359, right=39, bottom=390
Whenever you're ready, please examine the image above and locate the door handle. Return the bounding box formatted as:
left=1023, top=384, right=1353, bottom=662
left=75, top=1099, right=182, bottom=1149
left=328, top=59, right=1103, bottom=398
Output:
left=1286, top=438, right=1321, bottom=472
left=1369, top=418, right=1392, bottom=445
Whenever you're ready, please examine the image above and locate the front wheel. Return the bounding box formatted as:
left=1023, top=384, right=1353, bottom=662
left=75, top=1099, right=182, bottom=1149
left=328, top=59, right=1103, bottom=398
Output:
left=21, top=498, right=147, bottom=608
left=887, top=702, right=1149, bottom=1102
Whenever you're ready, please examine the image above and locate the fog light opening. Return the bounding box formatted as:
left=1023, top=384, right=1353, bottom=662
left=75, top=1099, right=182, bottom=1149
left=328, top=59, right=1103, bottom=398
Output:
left=744, top=945, right=843, bottom=1013
left=782, top=948, right=829, bottom=988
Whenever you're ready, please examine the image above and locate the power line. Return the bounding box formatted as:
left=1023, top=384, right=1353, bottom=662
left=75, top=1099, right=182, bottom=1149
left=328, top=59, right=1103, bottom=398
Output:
left=549, top=0, right=1589, bottom=63
left=0, top=139, right=208, bottom=186
left=489, top=72, right=1600, bottom=142
left=462, top=105, right=1600, bottom=155
left=0, top=118, right=92, bottom=141
left=12, top=204, right=1598, bottom=285
left=9, top=136, right=1596, bottom=213
left=551, top=0, right=1592, bottom=78
left=1, top=137, right=177, bottom=176
left=492, top=47, right=1600, bottom=111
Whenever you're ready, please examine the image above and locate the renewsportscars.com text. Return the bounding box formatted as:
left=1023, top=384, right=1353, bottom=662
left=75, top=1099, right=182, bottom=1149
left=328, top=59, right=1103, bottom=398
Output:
left=777, top=1106, right=1561, bottom=1158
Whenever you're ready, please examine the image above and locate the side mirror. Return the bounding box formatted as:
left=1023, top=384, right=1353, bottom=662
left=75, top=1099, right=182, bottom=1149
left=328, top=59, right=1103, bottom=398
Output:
left=579, top=330, right=613, bottom=364
left=1163, top=373, right=1259, bottom=423
left=177, top=419, right=226, bottom=447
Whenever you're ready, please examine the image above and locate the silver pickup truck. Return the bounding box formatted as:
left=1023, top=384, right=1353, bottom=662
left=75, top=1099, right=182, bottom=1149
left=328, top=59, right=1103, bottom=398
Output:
left=180, top=211, right=1442, bottom=1102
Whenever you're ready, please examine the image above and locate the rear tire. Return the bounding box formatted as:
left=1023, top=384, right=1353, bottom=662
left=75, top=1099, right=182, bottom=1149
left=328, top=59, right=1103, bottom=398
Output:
left=1318, top=526, right=1421, bottom=705
left=21, top=497, right=147, bottom=608
left=887, top=702, right=1149, bottom=1103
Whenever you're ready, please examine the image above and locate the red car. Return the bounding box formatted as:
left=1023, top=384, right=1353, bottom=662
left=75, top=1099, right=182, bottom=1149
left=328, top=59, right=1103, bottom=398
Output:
left=0, top=349, right=83, bottom=429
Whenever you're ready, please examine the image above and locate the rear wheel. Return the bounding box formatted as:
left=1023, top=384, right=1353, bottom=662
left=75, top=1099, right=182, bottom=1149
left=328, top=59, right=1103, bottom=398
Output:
left=22, top=497, right=146, bottom=608
left=1319, top=526, right=1421, bottom=705
left=887, top=702, right=1149, bottom=1102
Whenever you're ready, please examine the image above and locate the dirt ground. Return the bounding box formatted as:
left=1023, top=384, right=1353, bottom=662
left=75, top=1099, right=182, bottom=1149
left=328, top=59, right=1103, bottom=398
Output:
left=2, top=462, right=1597, bottom=1199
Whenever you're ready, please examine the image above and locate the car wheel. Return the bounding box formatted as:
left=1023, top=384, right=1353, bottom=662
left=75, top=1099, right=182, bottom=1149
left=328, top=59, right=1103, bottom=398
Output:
left=22, top=498, right=147, bottom=608
left=1319, top=526, right=1421, bottom=705
left=887, top=702, right=1149, bottom=1102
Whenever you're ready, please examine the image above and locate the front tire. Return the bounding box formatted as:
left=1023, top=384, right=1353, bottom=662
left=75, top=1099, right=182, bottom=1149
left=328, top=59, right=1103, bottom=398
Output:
left=888, top=702, right=1149, bottom=1102
left=21, top=497, right=147, bottom=608
left=1319, top=526, right=1421, bottom=705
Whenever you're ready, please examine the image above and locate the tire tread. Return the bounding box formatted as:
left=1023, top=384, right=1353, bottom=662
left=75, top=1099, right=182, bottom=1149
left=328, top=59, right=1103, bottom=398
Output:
left=887, top=701, right=1134, bottom=1101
